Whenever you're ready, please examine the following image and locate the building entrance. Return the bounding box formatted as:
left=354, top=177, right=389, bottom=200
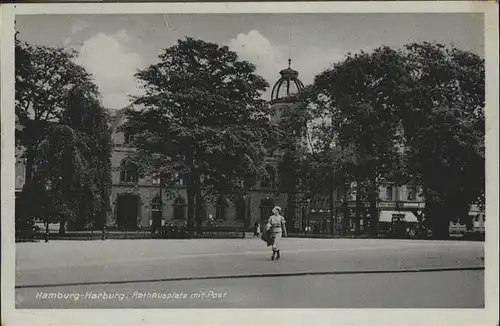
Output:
left=151, top=196, right=162, bottom=232
left=116, top=193, right=140, bottom=230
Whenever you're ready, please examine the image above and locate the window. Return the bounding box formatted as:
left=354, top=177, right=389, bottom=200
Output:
left=173, top=197, right=186, bottom=220
left=120, top=165, right=138, bottom=183
left=124, top=132, right=133, bottom=145
left=407, top=186, right=416, bottom=201
left=216, top=197, right=228, bottom=220
left=349, top=190, right=357, bottom=201
left=151, top=196, right=162, bottom=211
left=151, top=195, right=163, bottom=221
left=386, top=186, right=393, bottom=201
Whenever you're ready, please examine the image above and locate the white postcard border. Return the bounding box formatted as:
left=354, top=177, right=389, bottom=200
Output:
left=1, top=2, right=498, bottom=326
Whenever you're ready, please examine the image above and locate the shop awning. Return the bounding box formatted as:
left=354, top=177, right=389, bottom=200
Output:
left=379, top=210, right=418, bottom=223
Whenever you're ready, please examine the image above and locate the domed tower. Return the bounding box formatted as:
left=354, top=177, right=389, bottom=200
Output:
left=266, top=59, right=306, bottom=232
left=269, top=59, right=305, bottom=124
left=271, top=59, right=305, bottom=103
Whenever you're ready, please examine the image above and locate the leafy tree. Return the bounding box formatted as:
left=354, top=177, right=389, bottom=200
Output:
left=122, top=37, right=274, bottom=235
left=34, top=85, right=112, bottom=234
left=399, top=42, right=485, bottom=238
left=63, top=85, right=112, bottom=231
left=305, top=42, right=484, bottom=238
left=307, top=47, right=408, bottom=235
left=15, top=36, right=97, bottom=228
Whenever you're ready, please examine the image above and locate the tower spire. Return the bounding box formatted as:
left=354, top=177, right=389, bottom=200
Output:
left=288, top=22, right=292, bottom=68
left=270, top=21, right=304, bottom=102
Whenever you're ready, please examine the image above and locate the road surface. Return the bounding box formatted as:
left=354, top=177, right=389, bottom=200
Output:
left=15, top=238, right=484, bottom=308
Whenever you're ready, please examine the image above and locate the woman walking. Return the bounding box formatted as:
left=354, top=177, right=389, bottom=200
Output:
left=267, top=206, right=287, bottom=260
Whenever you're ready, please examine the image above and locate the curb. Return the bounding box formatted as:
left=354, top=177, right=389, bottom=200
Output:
left=15, top=265, right=484, bottom=290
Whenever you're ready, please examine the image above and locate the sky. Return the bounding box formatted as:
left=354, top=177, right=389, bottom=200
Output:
left=16, top=13, right=484, bottom=110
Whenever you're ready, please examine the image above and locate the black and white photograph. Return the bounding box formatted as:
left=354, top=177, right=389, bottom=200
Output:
left=1, top=2, right=498, bottom=325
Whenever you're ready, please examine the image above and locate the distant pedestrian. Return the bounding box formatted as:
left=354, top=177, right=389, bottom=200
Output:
left=253, top=221, right=261, bottom=237
left=208, top=214, right=216, bottom=227
left=101, top=225, right=109, bottom=240
left=267, top=206, right=287, bottom=260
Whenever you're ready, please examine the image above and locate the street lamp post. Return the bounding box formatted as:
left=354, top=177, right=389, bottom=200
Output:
left=243, top=195, right=251, bottom=230
left=44, top=180, right=52, bottom=243
left=305, top=199, right=311, bottom=237
left=330, top=165, right=336, bottom=235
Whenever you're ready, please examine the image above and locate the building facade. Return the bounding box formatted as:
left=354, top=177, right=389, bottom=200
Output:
left=107, top=62, right=308, bottom=230
left=106, top=63, right=431, bottom=233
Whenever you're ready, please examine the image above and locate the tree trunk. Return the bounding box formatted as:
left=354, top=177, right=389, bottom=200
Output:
left=287, top=190, right=296, bottom=232
left=369, top=195, right=378, bottom=236
left=342, top=184, right=350, bottom=235
left=59, top=218, right=65, bottom=235
left=426, top=200, right=449, bottom=239
left=329, top=170, right=335, bottom=235
left=355, top=180, right=362, bottom=235
left=19, top=145, right=36, bottom=221
left=186, top=175, right=196, bottom=238
left=194, top=175, right=203, bottom=235
left=369, top=176, right=379, bottom=236
left=24, top=145, right=35, bottom=189
left=158, top=177, right=164, bottom=234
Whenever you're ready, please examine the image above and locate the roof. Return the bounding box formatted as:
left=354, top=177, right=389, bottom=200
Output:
left=270, top=59, right=305, bottom=102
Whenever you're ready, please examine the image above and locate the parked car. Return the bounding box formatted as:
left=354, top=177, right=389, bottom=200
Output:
left=471, top=213, right=485, bottom=234
left=449, top=221, right=467, bottom=236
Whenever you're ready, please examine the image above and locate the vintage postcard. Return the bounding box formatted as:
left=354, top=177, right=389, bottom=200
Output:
left=1, top=2, right=498, bottom=326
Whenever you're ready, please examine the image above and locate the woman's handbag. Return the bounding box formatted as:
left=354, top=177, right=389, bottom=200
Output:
left=261, top=228, right=268, bottom=242
left=261, top=227, right=274, bottom=246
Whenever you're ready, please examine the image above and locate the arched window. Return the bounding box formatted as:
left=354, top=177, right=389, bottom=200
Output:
left=261, top=165, right=276, bottom=189
left=120, top=163, right=138, bottom=183
left=215, top=197, right=228, bottom=220
left=151, top=195, right=162, bottom=211
left=151, top=195, right=163, bottom=226
left=173, top=197, right=186, bottom=220
left=407, top=186, right=416, bottom=201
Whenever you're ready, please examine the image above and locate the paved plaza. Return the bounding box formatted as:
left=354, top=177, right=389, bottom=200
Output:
left=15, top=238, right=484, bottom=308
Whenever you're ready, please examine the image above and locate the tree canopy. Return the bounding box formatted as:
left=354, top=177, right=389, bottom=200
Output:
left=15, top=35, right=98, bottom=183
left=303, top=42, right=485, bottom=238
left=306, top=46, right=409, bottom=234
left=121, top=37, right=276, bottom=233
left=15, top=36, right=112, bottom=236
left=398, top=42, right=485, bottom=237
